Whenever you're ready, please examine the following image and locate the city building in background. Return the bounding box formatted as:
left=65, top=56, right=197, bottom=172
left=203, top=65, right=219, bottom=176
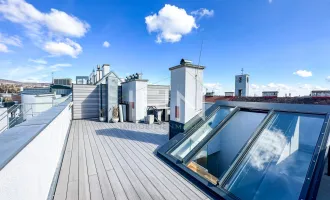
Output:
left=53, top=78, right=72, bottom=87
left=76, top=76, right=89, bottom=84
left=262, top=91, right=279, bottom=97
left=225, top=91, right=235, bottom=97
left=235, top=72, right=250, bottom=97
left=311, top=90, right=330, bottom=97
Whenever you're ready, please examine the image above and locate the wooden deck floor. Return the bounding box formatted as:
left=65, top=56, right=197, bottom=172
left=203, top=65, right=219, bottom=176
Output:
left=53, top=119, right=209, bottom=200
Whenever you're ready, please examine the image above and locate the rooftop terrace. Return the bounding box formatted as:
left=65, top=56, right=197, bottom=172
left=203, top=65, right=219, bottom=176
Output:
left=54, top=120, right=210, bottom=200
left=0, top=98, right=329, bottom=200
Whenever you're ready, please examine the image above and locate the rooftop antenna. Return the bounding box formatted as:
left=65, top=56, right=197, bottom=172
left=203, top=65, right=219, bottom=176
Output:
left=241, top=68, right=244, bottom=75
left=52, top=72, right=54, bottom=84
left=195, top=40, right=204, bottom=111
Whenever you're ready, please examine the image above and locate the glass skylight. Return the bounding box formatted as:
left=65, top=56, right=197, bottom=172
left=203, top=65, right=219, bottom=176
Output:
left=170, top=107, right=234, bottom=160
left=158, top=101, right=330, bottom=200
left=186, top=111, right=267, bottom=184
left=223, top=112, right=325, bottom=200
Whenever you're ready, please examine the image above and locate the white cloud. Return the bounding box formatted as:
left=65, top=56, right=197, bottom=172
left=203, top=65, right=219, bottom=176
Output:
left=4, top=66, right=48, bottom=82
left=293, top=70, right=312, bottom=77
left=103, top=41, right=110, bottom=48
left=191, top=8, right=214, bottom=19
left=0, top=32, right=22, bottom=47
left=250, top=82, right=328, bottom=97
left=28, top=58, right=47, bottom=64
left=0, top=0, right=89, bottom=38
left=251, top=84, right=260, bottom=90
left=0, top=43, right=9, bottom=52
left=50, top=63, right=72, bottom=71
left=0, top=32, right=22, bottom=52
left=44, top=38, right=82, bottom=58
left=1, top=61, right=72, bottom=82
left=21, top=77, right=44, bottom=83
left=34, top=65, right=45, bottom=71
left=204, top=82, right=223, bottom=94
left=0, top=0, right=89, bottom=57
left=43, top=9, right=90, bottom=37
left=326, top=76, right=330, bottom=82
left=298, top=84, right=328, bottom=91
left=145, top=4, right=197, bottom=43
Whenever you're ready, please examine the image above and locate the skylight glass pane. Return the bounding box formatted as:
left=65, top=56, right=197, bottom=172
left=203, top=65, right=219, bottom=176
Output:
left=170, top=107, right=234, bottom=160
left=187, top=111, right=267, bottom=183
left=224, top=112, right=325, bottom=200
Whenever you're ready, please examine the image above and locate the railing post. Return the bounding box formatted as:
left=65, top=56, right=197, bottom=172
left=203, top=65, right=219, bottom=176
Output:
left=328, top=146, right=330, bottom=176
left=6, top=108, right=9, bottom=130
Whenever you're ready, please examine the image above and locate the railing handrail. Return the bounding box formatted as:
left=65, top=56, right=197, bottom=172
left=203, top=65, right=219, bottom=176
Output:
left=0, top=95, right=72, bottom=133
left=8, top=107, right=32, bottom=128
left=0, top=106, right=33, bottom=133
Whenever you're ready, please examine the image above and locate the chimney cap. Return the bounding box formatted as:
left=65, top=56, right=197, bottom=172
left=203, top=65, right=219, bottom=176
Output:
left=180, top=58, right=192, bottom=65
left=169, top=59, right=205, bottom=71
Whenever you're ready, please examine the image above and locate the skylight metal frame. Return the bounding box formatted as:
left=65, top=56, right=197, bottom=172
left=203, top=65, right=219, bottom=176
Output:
left=158, top=101, right=330, bottom=200
left=167, top=105, right=237, bottom=161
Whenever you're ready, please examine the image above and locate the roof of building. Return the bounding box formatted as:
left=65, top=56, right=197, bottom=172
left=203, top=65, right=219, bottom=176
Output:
left=169, top=58, right=205, bottom=71
left=96, top=71, right=121, bottom=85
left=53, top=78, right=72, bottom=80
left=204, top=96, right=234, bottom=102
left=51, top=84, right=72, bottom=89
left=262, top=91, right=279, bottom=93
left=312, top=90, right=330, bottom=93
left=21, top=87, right=52, bottom=95
left=235, top=74, right=250, bottom=76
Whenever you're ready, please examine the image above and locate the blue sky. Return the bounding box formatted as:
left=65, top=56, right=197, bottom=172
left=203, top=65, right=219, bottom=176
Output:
left=0, top=0, right=330, bottom=96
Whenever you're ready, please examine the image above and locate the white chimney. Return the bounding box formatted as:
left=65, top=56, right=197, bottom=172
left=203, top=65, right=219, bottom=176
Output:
left=169, top=59, right=205, bottom=139
left=102, top=64, right=110, bottom=77
left=96, top=65, right=101, bottom=82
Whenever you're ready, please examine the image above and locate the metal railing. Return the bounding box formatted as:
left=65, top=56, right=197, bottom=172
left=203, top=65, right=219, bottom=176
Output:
left=0, top=94, right=72, bottom=134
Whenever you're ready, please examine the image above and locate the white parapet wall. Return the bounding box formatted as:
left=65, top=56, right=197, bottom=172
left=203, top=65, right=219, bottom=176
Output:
left=0, top=100, right=72, bottom=200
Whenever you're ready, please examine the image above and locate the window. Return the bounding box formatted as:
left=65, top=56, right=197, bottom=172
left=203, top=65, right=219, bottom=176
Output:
left=186, top=111, right=267, bottom=183
left=247, top=77, right=249, bottom=83
left=238, top=77, right=242, bottom=83
left=170, top=107, right=234, bottom=160
left=223, top=112, right=325, bottom=200
left=158, top=101, right=330, bottom=200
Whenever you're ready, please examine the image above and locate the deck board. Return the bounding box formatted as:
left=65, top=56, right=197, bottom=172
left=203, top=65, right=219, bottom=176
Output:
left=86, top=120, right=116, bottom=200
left=105, top=123, right=189, bottom=200
left=78, top=120, right=90, bottom=200
left=54, top=119, right=210, bottom=200
left=109, top=126, right=202, bottom=200
left=53, top=121, right=75, bottom=200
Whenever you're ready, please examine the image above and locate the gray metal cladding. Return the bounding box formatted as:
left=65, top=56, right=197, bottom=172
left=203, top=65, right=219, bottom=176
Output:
left=99, top=84, right=107, bottom=118
left=73, top=84, right=99, bottom=119
left=147, top=85, right=170, bottom=108
left=108, top=75, right=118, bottom=122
